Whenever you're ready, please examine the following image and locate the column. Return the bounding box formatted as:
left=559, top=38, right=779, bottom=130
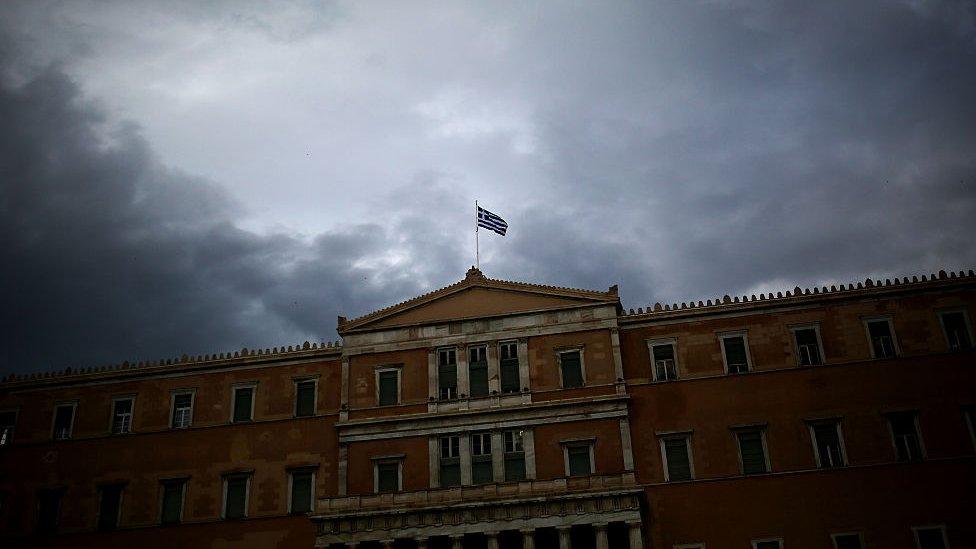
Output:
left=491, top=431, right=505, bottom=481
left=340, top=357, right=350, bottom=420
left=451, top=535, right=464, bottom=549
left=619, top=418, right=635, bottom=472
left=429, top=437, right=441, bottom=488
left=520, top=529, right=536, bottom=549
left=594, top=523, right=608, bottom=549
left=460, top=433, right=473, bottom=485
left=517, top=338, right=530, bottom=395
left=628, top=521, right=644, bottom=549
left=428, top=349, right=438, bottom=412
left=486, top=531, right=499, bottom=549
left=557, top=526, right=572, bottom=549
left=523, top=430, right=537, bottom=480
left=487, top=343, right=501, bottom=395
left=610, top=327, right=626, bottom=394
left=457, top=348, right=470, bottom=403
left=337, top=443, right=349, bottom=496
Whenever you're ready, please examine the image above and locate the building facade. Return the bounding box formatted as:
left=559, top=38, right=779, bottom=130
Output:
left=0, top=267, right=973, bottom=549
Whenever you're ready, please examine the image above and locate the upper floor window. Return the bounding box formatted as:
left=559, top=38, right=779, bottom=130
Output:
left=0, top=410, right=17, bottom=446
left=468, top=346, right=489, bottom=398
left=231, top=384, right=256, bottom=423
left=791, top=325, right=824, bottom=366
left=647, top=339, right=678, bottom=381
left=52, top=402, right=76, bottom=441
left=288, top=469, right=314, bottom=513
left=438, top=349, right=458, bottom=400
left=888, top=411, right=924, bottom=462
left=440, top=435, right=461, bottom=487
left=222, top=474, right=250, bottom=519
left=563, top=440, right=594, bottom=477
left=752, top=539, right=784, bottom=549
left=735, top=428, right=769, bottom=475
left=913, top=526, right=948, bottom=549
left=720, top=333, right=751, bottom=374
left=499, top=341, right=520, bottom=393
left=864, top=317, right=898, bottom=358
left=36, top=488, right=63, bottom=533
left=110, top=396, right=134, bottom=435
left=377, top=367, right=400, bottom=406
left=504, top=430, right=526, bottom=481
left=832, top=532, right=864, bottom=549
left=471, top=432, right=493, bottom=484
left=809, top=419, right=846, bottom=468
left=97, top=483, right=124, bottom=531
left=374, top=459, right=402, bottom=493
left=939, top=310, right=973, bottom=351
left=159, top=478, right=186, bottom=524
left=294, top=379, right=316, bottom=417
left=558, top=349, right=585, bottom=388
left=660, top=434, right=694, bottom=481
left=171, top=391, right=194, bottom=429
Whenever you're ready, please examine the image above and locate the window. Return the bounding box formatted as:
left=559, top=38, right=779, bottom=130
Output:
left=809, top=420, right=846, bottom=468
left=964, top=406, right=976, bottom=451
left=500, top=341, right=520, bottom=393
left=832, top=533, right=863, bottom=549
left=559, top=349, right=584, bottom=388
left=888, top=411, right=924, bottom=462
left=440, top=436, right=461, bottom=487
left=52, top=403, right=76, bottom=441
left=111, top=397, right=134, bottom=435
left=913, top=526, right=948, bottom=549
left=564, top=442, right=594, bottom=477
left=36, top=489, right=63, bottom=533
left=377, top=368, right=400, bottom=406
left=438, top=349, right=458, bottom=400
left=160, top=479, right=185, bottom=524
left=375, top=461, right=401, bottom=493
left=295, top=379, right=316, bottom=417
left=939, top=310, right=973, bottom=351
left=752, top=539, right=783, bottom=549
left=97, top=484, right=124, bottom=531
left=660, top=435, right=694, bottom=481
left=647, top=339, right=678, bottom=381
left=0, top=410, right=16, bottom=446
left=720, top=333, right=751, bottom=374
left=792, top=326, right=824, bottom=366
left=469, top=346, right=489, bottom=398
left=504, top=430, right=526, bottom=481
left=735, top=429, right=769, bottom=475
left=289, top=469, right=315, bottom=513
left=222, top=474, right=250, bottom=519
left=471, top=432, right=493, bottom=484
left=171, top=391, right=194, bottom=429
left=231, top=385, right=255, bottom=423
left=865, top=317, right=898, bottom=358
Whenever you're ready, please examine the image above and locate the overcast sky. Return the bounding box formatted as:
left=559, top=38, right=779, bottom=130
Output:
left=2, top=0, right=974, bottom=375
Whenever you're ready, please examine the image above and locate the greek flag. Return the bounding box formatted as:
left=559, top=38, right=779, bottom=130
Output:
left=477, top=206, right=508, bottom=236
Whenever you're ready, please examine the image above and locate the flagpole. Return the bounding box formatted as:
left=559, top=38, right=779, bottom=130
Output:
left=475, top=199, right=480, bottom=270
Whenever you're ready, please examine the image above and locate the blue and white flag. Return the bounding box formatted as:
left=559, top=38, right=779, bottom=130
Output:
left=477, top=206, right=508, bottom=236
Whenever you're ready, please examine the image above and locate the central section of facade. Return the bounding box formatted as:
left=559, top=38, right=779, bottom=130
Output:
left=315, top=267, right=642, bottom=548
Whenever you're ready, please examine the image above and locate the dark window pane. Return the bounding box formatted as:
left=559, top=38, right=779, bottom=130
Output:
left=469, top=361, right=489, bottom=397
left=379, top=371, right=399, bottom=406
left=652, top=344, right=677, bottom=380
left=98, top=484, right=123, bottom=531
left=233, top=388, right=253, bottom=422
left=440, top=461, right=461, bottom=487
left=723, top=337, right=749, bottom=373
left=160, top=481, right=183, bottom=524
left=737, top=431, right=767, bottom=474
left=664, top=438, right=692, bottom=481
left=834, top=534, right=862, bottom=549
left=36, top=489, right=62, bottom=532
left=794, top=329, right=822, bottom=365
left=224, top=477, right=248, bottom=519
left=112, top=399, right=133, bottom=434
left=868, top=320, right=896, bottom=358
left=561, top=352, right=583, bottom=388
left=889, top=412, right=923, bottom=462
left=377, top=463, right=399, bottom=492
left=290, top=472, right=312, bottom=513
left=500, top=358, right=520, bottom=393
left=567, top=445, right=591, bottom=476
left=0, top=411, right=15, bottom=446
left=505, top=455, right=526, bottom=481
left=53, top=405, right=74, bottom=440
left=916, top=528, right=947, bottom=549
left=296, top=381, right=315, bottom=417
left=942, top=311, right=972, bottom=350
left=438, top=362, right=458, bottom=399
left=472, top=459, right=493, bottom=484
left=813, top=423, right=844, bottom=468
left=172, top=394, right=193, bottom=428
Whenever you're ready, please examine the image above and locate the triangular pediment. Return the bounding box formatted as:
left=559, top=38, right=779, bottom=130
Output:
left=338, top=268, right=619, bottom=334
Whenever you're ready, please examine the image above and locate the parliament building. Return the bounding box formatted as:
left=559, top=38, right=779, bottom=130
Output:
left=0, top=267, right=973, bottom=548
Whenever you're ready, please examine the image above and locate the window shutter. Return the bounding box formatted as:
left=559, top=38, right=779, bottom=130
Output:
left=737, top=431, right=767, bottom=474
left=500, top=358, right=520, bottom=393
left=505, top=455, right=526, bottom=481
left=378, top=463, right=399, bottom=492
left=296, top=382, right=315, bottom=416
left=469, top=361, right=488, bottom=397
left=233, top=388, right=253, bottom=422
left=472, top=459, right=493, bottom=484
left=379, top=371, right=398, bottom=406
left=567, top=445, right=591, bottom=476
left=665, top=438, right=691, bottom=480
left=561, top=352, right=583, bottom=388
left=225, top=477, right=247, bottom=519
left=290, top=472, right=312, bottom=513
left=439, top=363, right=457, bottom=389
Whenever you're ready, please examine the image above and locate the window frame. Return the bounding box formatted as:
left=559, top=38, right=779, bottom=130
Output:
left=376, top=365, right=402, bottom=406
left=659, top=433, right=695, bottom=482
left=863, top=315, right=900, bottom=359
left=286, top=468, right=316, bottom=514
left=470, top=431, right=494, bottom=484
left=646, top=338, right=679, bottom=381
left=937, top=308, right=973, bottom=351
left=732, top=426, right=770, bottom=475
left=0, top=407, right=19, bottom=447
left=372, top=456, right=404, bottom=494
left=561, top=438, right=595, bottom=477
left=718, top=331, right=753, bottom=374
left=230, top=382, right=258, bottom=423
left=51, top=401, right=78, bottom=441
left=499, top=340, right=521, bottom=393
left=96, top=482, right=125, bottom=531
left=109, top=395, right=136, bottom=435
left=293, top=377, right=319, bottom=417
left=751, top=538, right=784, bottom=549
left=886, top=410, right=926, bottom=462
left=831, top=532, right=864, bottom=549
left=807, top=418, right=848, bottom=468
left=170, top=389, right=196, bottom=429
left=221, top=473, right=251, bottom=520
left=790, top=323, right=826, bottom=366
left=557, top=347, right=586, bottom=389
left=437, top=347, right=459, bottom=400
left=467, top=344, right=489, bottom=398
left=912, top=525, right=949, bottom=549
left=158, top=478, right=187, bottom=525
